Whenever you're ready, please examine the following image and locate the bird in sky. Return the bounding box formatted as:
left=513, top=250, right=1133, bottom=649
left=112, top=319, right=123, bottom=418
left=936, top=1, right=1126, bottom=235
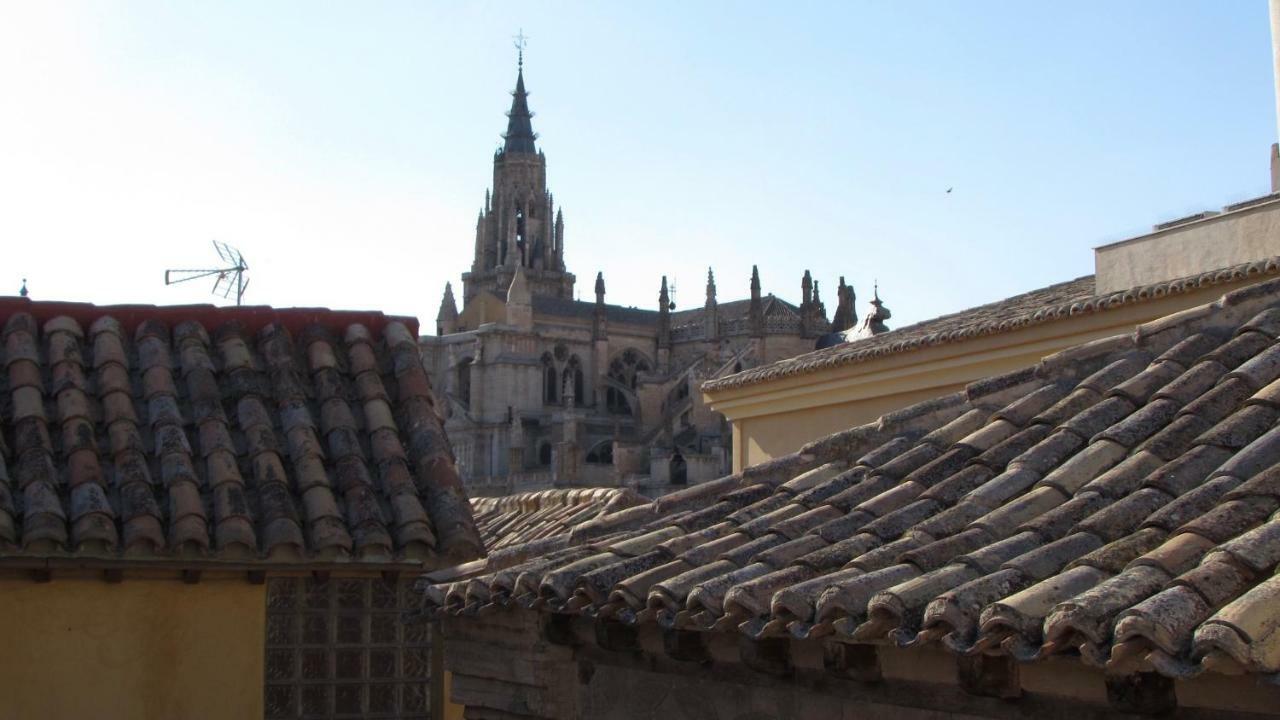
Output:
left=945, top=187, right=953, bottom=194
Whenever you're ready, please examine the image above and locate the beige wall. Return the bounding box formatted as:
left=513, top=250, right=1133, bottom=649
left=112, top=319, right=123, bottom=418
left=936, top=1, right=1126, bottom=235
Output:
left=0, top=577, right=264, bottom=720
left=738, top=384, right=963, bottom=469
left=711, top=282, right=1258, bottom=472
left=1095, top=197, right=1280, bottom=294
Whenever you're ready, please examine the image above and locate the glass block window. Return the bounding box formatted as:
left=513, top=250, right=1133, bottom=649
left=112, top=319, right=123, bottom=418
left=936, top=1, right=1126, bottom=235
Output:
left=264, top=576, right=433, bottom=719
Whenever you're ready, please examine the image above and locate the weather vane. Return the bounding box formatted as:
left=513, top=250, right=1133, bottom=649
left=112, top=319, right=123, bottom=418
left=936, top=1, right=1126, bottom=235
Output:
left=513, top=29, right=528, bottom=68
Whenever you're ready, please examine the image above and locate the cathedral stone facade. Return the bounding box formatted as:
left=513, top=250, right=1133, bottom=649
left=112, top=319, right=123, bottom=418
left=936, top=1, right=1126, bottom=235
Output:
left=419, top=60, right=865, bottom=497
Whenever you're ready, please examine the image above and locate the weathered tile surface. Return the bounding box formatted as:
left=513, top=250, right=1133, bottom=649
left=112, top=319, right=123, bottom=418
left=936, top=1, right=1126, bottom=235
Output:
left=424, top=277, right=1280, bottom=681
left=471, top=487, right=645, bottom=552
left=0, top=299, right=481, bottom=566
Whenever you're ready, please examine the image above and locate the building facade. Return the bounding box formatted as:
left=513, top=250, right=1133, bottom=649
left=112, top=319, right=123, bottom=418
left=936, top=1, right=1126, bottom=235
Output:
left=420, top=61, right=863, bottom=498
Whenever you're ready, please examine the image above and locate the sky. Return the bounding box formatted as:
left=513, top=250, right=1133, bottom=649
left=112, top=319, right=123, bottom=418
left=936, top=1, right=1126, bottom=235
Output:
left=0, top=2, right=1275, bottom=334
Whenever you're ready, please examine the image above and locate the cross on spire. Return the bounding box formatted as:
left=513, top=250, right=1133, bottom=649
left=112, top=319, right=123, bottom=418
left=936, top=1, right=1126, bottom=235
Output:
left=513, top=29, right=528, bottom=69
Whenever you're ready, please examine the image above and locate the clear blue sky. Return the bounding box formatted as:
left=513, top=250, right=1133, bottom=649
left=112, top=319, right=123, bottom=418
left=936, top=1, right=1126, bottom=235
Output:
left=1, top=2, right=1274, bottom=333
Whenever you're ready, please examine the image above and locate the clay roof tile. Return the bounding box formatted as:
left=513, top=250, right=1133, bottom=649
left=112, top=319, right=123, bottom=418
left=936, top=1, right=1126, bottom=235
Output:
left=0, top=297, right=474, bottom=570
left=421, top=279, right=1280, bottom=680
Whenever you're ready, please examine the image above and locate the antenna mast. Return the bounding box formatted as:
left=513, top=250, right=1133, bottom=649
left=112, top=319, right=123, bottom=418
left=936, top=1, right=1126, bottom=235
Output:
left=165, top=241, right=251, bottom=305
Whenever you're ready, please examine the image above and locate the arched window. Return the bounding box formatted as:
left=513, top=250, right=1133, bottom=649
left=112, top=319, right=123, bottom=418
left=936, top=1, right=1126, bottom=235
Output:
left=541, top=353, right=557, bottom=405
left=563, top=355, right=585, bottom=406
left=456, top=358, right=473, bottom=406
left=606, top=349, right=650, bottom=415
left=670, top=452, right=687, bottom=485
left=585, top=441, right=614, bottom=465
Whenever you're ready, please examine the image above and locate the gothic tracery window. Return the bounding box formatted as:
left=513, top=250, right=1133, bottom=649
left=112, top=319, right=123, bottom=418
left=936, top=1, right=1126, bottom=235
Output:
left=605, top=349, right=649, bottom=415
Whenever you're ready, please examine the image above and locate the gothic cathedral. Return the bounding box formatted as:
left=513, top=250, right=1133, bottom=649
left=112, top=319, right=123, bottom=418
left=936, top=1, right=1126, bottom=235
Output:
left=420, top=58, right=872, bottom=497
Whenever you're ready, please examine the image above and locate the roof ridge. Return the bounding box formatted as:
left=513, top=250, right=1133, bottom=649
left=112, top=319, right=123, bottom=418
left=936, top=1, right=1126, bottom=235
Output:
left=706, top=257, right=1280, bottom=393
left=0, top=297, right=418, bottom=339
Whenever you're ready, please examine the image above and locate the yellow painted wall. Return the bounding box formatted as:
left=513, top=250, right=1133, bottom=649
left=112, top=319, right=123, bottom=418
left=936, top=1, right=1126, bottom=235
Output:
left=739, top=383, right=964, bottom=468
left=0, top=577, right=265, bottom=720
left=711, top=282, right=1258, bottom=471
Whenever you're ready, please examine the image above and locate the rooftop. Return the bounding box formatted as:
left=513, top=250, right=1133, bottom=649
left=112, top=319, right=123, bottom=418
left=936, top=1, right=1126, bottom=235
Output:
left=423, top=275, right=1280, bottom=679
left=471, top=487, right=645, bottom=553
left=0, top=297, right=482, bottom=572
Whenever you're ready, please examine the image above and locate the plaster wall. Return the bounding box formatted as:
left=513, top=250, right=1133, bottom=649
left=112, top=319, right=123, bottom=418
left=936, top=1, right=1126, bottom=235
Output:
left=1095, top=198, right=1280, bottom=294
left=739, top=384, right=962, bottom=470
left=0, top=577, right=264, bottom=720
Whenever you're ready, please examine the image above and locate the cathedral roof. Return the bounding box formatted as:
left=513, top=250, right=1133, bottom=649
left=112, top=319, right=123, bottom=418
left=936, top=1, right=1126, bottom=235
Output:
left=528, top=295, right=659, bottom=326
left=515, top=293, right=803, bottom=330
left=670, top=296, right=802, bottom=330
left=502, top=68, right=538, bottom=155
left=421, top=275, right=1280, bottom=679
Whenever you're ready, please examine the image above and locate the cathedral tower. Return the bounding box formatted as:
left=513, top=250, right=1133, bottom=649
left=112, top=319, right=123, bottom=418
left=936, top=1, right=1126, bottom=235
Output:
left=461, top=52, right=575, bottom=308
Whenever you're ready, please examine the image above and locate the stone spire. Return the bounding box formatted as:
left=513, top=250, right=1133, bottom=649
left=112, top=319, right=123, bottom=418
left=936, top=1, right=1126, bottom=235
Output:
left=704, top=267, right=718, bottom=341
left=658, top=276, right=671, bottom=350
left=462, top=46, right=574, bottom=307
left=830, top=277, right=857, bottom=333
left=748, top=265, right=764, bottom=337
left=554, top=207, right=565, bottom=270
left=503, top=59, right=538, bottom=154
left=437, top=282, right=459, bottom=335
left=593, top=271, right=607, bottom=340
left=800, top=269, right=814, bottom=337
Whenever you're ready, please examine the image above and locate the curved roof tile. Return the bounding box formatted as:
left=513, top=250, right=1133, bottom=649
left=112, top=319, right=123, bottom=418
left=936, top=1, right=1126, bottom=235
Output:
left=0, top=298, right=482, bottom=569
left=423, top=275, right=1280, bottom=681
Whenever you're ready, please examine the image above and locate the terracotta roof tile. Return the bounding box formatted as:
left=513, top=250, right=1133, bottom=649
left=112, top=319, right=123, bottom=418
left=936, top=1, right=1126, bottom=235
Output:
left=0, top=297, right=481, bottom=568
left=470, top=487, right=645, bottom=553
left=423, top=275, right=1280, bottom=681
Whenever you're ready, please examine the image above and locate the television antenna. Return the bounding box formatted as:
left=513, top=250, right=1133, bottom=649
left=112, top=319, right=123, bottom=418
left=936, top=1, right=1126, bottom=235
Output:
left=165, top=241, right=250, bottom=305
